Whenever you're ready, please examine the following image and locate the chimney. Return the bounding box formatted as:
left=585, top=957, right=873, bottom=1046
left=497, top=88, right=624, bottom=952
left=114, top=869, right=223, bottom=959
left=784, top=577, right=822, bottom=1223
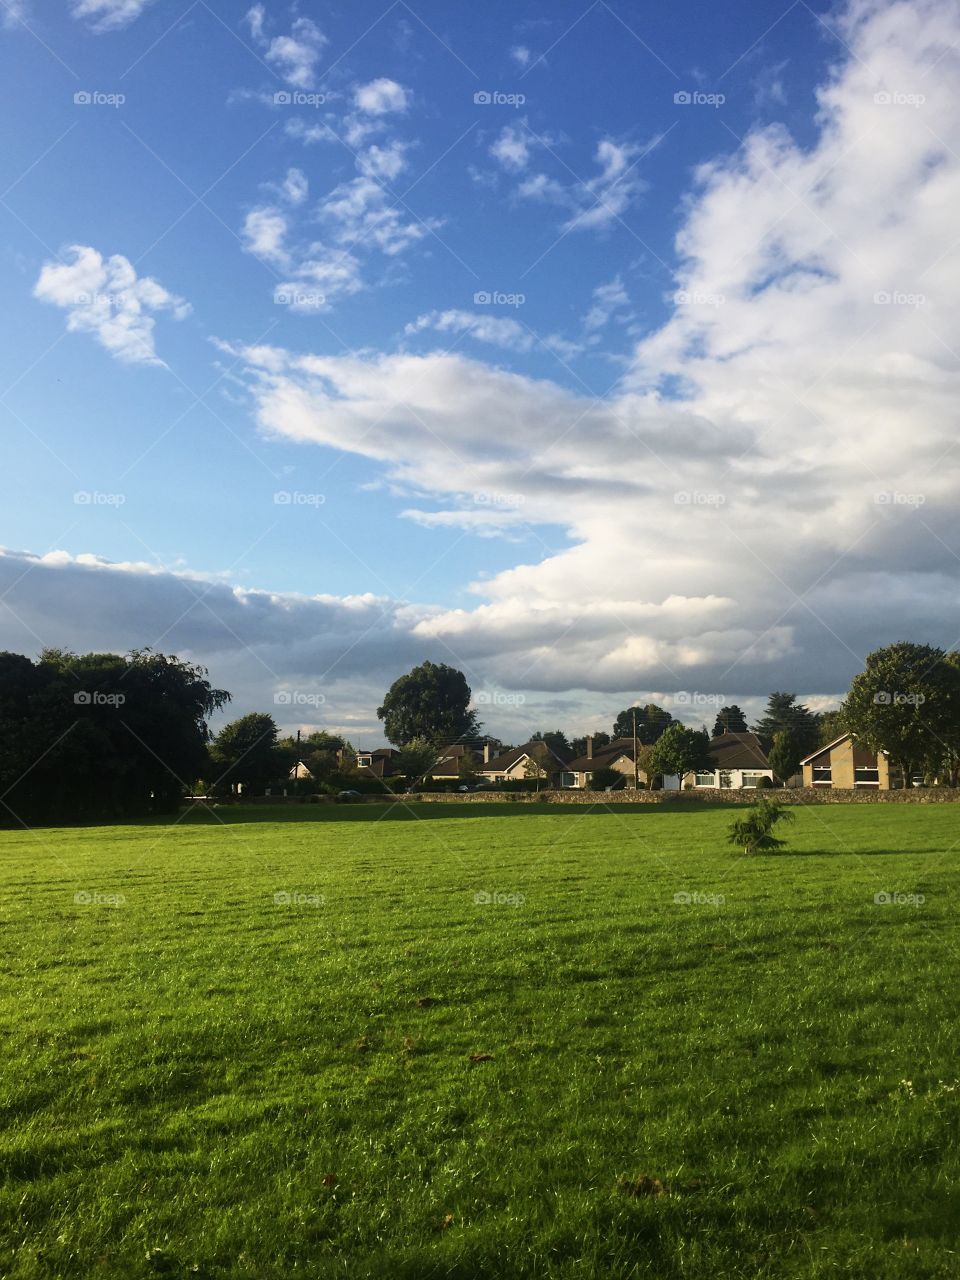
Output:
left=586, top=735, right=593, bottom=760
left=483, top=742, right=491, bottom=764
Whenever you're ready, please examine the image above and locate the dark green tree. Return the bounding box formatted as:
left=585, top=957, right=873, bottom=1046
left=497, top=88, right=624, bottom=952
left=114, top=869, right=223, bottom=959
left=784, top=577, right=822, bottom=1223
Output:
left=647, top=724, right=714, bottom=783
left=377, top=661, right=480, bottom=747
left=588, top=765, right=624, bottom=791
left=530, top=730, right=571, bottom=759
left=395, top=737, right=439, bottom=788
left=767, top=730, right=801, bottom=786
left=210, top=713, right=284, bottom=795
left=612, top=704, right=674, bottom=743
left=814, top=707, right=847, bottom=746
left=570, top=731, right=611, bottom=757
left=0, top=648, right=228, bottom=823
left=752, top=693, right=818, bottom=756
left=844, top=643, right=960, bottom=785
left=713, top=705, right=748, bottom=736
left=727, top=795, right=795, bottom=854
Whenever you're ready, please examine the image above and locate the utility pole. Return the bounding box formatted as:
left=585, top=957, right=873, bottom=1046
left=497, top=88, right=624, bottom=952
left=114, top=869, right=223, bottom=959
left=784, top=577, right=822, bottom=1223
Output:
left=632, top=708, right=639, bottom=790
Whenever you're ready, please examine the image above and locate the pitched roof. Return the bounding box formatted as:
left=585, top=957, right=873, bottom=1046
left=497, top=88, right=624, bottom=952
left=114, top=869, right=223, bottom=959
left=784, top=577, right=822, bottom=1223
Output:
left=566, top=738, right=637, bottom=773
left=800, top=732, right=851, bottom=765
left=480, top=740, right=567, bottom=775
left=706, top=731, right=770, bottom=770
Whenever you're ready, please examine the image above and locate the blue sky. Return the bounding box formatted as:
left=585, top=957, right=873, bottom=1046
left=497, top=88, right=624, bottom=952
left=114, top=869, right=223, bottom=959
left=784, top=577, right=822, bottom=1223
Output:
left=2, top=0, right=959, bottom=744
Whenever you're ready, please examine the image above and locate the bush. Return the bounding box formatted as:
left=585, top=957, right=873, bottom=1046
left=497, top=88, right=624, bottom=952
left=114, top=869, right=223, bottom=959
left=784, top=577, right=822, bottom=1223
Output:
left=754, top=776, right=774, bottom=789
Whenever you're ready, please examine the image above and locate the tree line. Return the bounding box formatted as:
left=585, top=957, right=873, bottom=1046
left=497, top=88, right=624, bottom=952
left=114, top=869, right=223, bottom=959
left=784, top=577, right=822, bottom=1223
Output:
left=3, top=641, right=957, bottom=824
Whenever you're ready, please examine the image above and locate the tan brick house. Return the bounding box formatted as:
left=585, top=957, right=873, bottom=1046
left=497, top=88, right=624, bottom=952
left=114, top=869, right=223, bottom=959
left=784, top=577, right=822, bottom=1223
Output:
left=800, top=733, right=895, bottom=789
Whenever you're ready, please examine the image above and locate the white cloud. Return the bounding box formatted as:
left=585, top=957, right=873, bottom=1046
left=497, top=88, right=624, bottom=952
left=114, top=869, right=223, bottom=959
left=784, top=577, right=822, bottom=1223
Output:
left=354, top=77, right=410, bottom=115
left=241, top=207, right=290, bottom=267
left=405, top=309, right=583, bottom=360
left=215, top=0, right=960, bottom=697
left=510, top=45, right=531, bottom=67
left=70, top=0, right=155, bottom=30
left=245, top=3, right=264, bottom=41
left=246, top=11, right=326, bottom=88
left=34, top=246, right=190, bottom=366
left=280, top=167, right=308, bottom=205
left=583, top=276, right=630, bottom=332
left=495, top=129, right=650, bottom=231
left=490, top=123, right=531, bottom=173
left=1, top=0, right=28, bottom=27
left=357, top=141, right=409, bottom=182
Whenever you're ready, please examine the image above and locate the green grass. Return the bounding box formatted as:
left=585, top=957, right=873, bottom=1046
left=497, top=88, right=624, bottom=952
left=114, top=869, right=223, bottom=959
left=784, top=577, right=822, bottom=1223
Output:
left=2, top=802, right=960, bottom=1278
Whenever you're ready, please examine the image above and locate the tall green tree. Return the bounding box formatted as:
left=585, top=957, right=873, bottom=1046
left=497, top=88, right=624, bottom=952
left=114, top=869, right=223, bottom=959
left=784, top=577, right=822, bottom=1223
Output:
left=0, top=648, right=228, bottom=823
left=767, top=730, right=801, bottom=786
left=752, top=693, right=818, bottom=755
left=647, top=724, right=714, bottom=784
left=713, top=705, right=748, bottom=736
left=814, top=707, right=847, bottom=746
left=395, top=737, right=440, bottom=788
left=570, top=731, right=611, bottom=757
left=844, top=643, right=960, bottom=785
left=612, top=704, right=674, bottom=743
left=530, top=730, right=571, bottom=759
left=210, top=713, right=284, bottom=794
left=377, top=661, right=480, bottom=747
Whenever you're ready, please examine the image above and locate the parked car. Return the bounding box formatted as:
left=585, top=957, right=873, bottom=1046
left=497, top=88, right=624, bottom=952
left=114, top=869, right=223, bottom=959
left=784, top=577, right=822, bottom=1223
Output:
left=336, top=789, right=362, bottom=802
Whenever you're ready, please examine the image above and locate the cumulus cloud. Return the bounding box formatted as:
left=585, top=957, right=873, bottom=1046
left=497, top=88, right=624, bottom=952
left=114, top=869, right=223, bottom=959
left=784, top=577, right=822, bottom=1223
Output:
left=354, top=77, right=410, bottom=115
left=33, top=246, right=190, bottom=366
left=490, top=123, right=531, bottom=173
left=1, top=0, right=28, bottom=27
left=70, top=0, right=155, bottom=30
left=213, top=0, right=960, bottom=700
left=245, top=8, right=326, bottom=88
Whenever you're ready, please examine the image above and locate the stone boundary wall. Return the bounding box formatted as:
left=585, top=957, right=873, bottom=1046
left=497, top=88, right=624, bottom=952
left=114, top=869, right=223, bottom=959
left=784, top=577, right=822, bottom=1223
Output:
left=402, top=787, right=960, bottom=806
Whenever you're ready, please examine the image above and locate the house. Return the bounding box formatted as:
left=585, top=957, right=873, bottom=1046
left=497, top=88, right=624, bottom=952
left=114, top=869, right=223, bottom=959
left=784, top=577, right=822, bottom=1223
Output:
left=289, top=760, right=313, bottom=781
left=477, top=739, right=567, bottom=786
left=682, top=731, right=775, bottom=790
left=800, top=733, right=897, bottom=789
left=563, top=737, right=647, bottom=789
left=426, top=742, right=484, bottom=782
left=355, top=748, right=400, bottom=779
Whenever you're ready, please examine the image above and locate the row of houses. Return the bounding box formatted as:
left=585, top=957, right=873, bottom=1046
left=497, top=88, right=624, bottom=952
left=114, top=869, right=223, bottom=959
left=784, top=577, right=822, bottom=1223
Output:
left=352, top=731, right=909, bottom=790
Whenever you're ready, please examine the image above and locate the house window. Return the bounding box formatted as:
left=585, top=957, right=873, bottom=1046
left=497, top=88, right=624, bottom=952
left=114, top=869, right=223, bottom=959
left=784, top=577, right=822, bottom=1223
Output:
left=357, top=755, right=372, bottom=767
left=560, top=772, right=576, bottom=788
left=741, top=772, right=767, bottom=788
left=584, top=772, right=593, bottom=785
left=855, top=767, right=880, bottom=786
left=695, top=771, right=715, bottom=787
left=812, top=766, right=832, bottom=784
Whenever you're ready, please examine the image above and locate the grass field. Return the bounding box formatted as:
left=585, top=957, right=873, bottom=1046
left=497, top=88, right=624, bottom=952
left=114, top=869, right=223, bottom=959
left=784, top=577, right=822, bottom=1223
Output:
left=2, top=801, right=960, bottom=1279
